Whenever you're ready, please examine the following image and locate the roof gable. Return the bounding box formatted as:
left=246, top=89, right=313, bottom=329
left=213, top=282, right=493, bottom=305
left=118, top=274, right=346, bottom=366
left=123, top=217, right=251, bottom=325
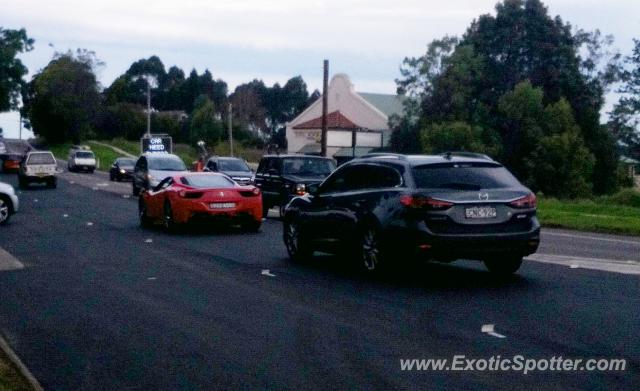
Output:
left=293, top=110, right=359, bottom=130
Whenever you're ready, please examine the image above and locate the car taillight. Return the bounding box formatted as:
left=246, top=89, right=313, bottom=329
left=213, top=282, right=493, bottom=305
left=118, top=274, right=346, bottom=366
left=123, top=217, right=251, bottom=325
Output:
left=239, top=187, right=261, bottom=197
left=510, top=193, right=537, bottom=209
left=400, top=195, right=454, bottom=211
left=179, top=190, right=203, bottom=199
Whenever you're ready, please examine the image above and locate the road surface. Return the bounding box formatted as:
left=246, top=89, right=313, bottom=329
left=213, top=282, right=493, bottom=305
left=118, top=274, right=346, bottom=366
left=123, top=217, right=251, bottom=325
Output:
left=0, top=170, right=638, bottom=390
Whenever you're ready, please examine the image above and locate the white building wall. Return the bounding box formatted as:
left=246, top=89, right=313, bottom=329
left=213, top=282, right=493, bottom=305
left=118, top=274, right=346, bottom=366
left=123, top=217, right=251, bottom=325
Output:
left=286, top=74, right=390, bottom=154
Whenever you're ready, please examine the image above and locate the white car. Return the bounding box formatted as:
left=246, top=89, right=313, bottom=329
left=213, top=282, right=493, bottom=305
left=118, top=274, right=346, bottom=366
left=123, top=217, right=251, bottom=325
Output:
left=68, top=150, right=96, bottom=173
left=0, top=181, right=19, bottom=225
left=18, top=151, right=58, bottom=188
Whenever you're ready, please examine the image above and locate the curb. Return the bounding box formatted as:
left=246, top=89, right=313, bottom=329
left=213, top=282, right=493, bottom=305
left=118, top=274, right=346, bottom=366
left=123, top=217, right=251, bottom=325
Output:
left=0, top=333, right=44, bottom=391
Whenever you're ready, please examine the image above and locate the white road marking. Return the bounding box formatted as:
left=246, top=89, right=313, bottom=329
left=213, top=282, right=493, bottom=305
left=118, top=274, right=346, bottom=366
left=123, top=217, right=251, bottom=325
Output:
left=147, top=277, right=157, bottom=280
left=92, top=187, right=99, bottom=191
left=0, top=247, right=24, bottom=272
left=33, top=199, right=38, bottom=203
left=97, top=183, right=109, bottom=187
left=69, top=181, right=75, bottom=184
left=261, top=269, right=276, bottom=277
left=543, top=231, right=640, bottom=246
left=144, top=239, right=153, bottom=243
left=86, top=222, right=94, bottom=226
left=481, top=324, right=506, bottom=339
left=122, top=195, right=130, bottom=199
left=527, top=253, right=640, bottom=275
left=62, top=214, right=68, bottom=218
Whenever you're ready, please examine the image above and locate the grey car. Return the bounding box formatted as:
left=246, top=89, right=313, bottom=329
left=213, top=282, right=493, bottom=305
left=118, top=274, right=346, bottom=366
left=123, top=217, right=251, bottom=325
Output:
left=204, top=156, right=254, bottom=185
left=132, top=153, right=188, bottom=196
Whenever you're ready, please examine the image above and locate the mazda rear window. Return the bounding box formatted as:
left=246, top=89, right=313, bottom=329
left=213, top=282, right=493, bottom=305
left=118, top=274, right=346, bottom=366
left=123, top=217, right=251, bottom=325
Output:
left=27, top=153, right=56, bottom=165
left=412, top=163, right=521, bottom=189
left=181, top=175, right=236, bottom=188
left=75, top=152, right=95, bottom=158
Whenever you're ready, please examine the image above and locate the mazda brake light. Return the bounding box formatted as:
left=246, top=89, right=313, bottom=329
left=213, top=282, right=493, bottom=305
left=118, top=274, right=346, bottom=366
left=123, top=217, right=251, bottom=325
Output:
left=510, top=193, right=537, bottom=209
left=400, top=195, right=453, bottom=211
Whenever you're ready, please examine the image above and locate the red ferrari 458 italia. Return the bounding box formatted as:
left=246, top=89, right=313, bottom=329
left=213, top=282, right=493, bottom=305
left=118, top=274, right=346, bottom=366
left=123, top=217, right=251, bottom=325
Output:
left=138, top=172, right=262, bottom=232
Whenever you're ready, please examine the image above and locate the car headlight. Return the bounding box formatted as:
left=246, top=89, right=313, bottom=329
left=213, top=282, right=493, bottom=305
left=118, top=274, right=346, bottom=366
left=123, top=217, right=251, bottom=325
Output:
left=120, top=169, right=126, bottom=174
left=295, top=183, right=306, bottom=195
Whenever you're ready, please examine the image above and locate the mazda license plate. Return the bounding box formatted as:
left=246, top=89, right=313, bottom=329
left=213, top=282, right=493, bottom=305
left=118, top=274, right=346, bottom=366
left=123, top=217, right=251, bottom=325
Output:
left=210, top=202, right=235, bottom=209
left=465, top=206, right=497, bottom=219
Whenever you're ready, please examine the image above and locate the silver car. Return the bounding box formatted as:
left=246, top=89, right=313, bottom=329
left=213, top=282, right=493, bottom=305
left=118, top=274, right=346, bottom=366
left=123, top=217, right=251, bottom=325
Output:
left=0, top=181, right=19, bottom=225
left=132, top=153, right=188, bottom=196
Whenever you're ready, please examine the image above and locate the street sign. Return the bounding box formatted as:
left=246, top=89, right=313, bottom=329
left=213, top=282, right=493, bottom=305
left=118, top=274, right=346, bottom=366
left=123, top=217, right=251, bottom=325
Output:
left=141, top=135, right=172, bottom=154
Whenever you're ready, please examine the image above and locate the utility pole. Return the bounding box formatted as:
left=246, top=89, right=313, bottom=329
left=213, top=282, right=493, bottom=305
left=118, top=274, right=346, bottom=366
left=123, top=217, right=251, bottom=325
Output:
left=146, top=82, right=151, bottom=137
left=321, top=59, right=329, bottom=157
left=18, top=111, right=22, bottom=140
left=228, top=103, right=233, bottom=156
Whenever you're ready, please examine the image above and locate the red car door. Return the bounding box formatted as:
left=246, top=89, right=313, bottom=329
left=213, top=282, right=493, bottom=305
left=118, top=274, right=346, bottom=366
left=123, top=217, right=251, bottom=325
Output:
left=145, top=177, right=174, bottom=218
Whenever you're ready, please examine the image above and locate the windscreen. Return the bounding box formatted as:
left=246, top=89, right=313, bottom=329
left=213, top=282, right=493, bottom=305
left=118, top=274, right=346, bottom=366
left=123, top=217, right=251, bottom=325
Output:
left=117, top=158, right=136, bottom=166
left=27, top=153, right=56, bottom=165
left=76, top=152, right=95, bottom=158
left=412, top=163, right=522, bottom=190
left=149, top=157, right=186, bottom=171
left=218, top=159, right=250, bottom=172
left=181, top=175, right=235, bottom=188
left=282, top=157, right=335, bottom=176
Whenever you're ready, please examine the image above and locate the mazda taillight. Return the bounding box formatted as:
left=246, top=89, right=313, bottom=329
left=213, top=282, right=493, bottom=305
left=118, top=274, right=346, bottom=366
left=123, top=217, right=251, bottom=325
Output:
left=510, top=193, right=537, bottom=209
left=400, top=195, right=454, bottom=211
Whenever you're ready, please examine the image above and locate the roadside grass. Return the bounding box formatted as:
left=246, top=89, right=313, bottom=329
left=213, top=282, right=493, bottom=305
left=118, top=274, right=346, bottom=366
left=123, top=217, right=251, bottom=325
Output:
left=47, top=143, right=120, bottom=171
left=104, top=138, right=198, bottom=166
left=538, top=192, right=640, bottom=236
left=0, top=348, right=33, bottom=391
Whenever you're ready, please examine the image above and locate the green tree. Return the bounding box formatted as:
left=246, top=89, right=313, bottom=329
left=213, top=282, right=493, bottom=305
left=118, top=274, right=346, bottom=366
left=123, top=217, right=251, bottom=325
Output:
left=534, top=99, right=595, bottom=197
left=420, top=121, right=501, bottom=157
left=0, top=27, right=33, bottom=112
left=394, top=0, right=620, bottom=194
left=611, top=39, right=640, bottom=159
left=189, top=96, right=223, bottom=144
left=23, top=49, right=103, bottom=143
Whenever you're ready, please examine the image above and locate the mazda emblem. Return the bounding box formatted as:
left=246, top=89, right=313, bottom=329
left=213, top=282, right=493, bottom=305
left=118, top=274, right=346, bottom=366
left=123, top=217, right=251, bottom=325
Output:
left=478, top=192, right=489, bottom=201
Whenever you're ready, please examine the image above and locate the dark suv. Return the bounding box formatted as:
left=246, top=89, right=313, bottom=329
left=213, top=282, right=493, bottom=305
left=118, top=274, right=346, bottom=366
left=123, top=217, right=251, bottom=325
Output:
left=282, top=153, right=540, bottom=274
left=254, top=155, right=336, bottom=217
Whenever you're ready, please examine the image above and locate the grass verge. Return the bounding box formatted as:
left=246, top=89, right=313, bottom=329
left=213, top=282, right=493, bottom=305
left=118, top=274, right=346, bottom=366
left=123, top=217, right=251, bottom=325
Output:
left=0, top=347, right=34, bottom=391
left=538, top=194, right=640, bottom=236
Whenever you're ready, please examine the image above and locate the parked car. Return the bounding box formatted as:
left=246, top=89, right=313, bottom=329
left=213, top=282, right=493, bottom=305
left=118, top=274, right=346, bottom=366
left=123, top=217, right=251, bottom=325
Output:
left=132, top=153, right=188, bottom=196
left=282, top=153, right=540, bottom=274
left=0, top=138, right=31, bottom=173
left=67, top=149, right=96, bottom=173
left=18, top=151, right=58, bottom=189
left=138, top=172, right=262, bottom=232
left=204, top=156, right=254, bottom=185
left=254, top=154, right=336, bottom=217
left=0, top=181, right=19, bottom=225
left=109, top=157, right=136, bottom=181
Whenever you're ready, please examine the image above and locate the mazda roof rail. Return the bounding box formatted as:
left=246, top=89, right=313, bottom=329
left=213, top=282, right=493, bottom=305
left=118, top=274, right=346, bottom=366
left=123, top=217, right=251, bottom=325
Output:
left=441, top=151, right=493, bottom=161
left=358, top=153, right=408, bottom=160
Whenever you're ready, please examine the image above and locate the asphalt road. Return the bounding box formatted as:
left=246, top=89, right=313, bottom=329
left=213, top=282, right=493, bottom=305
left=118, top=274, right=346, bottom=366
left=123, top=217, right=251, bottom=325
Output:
left=0, top=170, right=638, bottom=390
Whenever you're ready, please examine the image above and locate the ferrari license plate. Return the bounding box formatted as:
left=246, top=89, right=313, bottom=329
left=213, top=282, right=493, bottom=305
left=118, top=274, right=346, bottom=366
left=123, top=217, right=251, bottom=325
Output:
left=210, top=202, right=236, bottom=209
left=465, top=206, right=497, bottom=219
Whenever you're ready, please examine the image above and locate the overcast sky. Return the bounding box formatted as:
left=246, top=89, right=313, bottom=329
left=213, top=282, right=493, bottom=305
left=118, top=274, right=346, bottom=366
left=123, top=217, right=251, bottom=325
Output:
left=1, top=0, right=638, bottom=138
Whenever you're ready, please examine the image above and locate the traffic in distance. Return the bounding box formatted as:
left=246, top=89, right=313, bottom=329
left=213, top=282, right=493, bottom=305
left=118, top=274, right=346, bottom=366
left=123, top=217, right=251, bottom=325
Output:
left=1, top=144, right=540, bottom=274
